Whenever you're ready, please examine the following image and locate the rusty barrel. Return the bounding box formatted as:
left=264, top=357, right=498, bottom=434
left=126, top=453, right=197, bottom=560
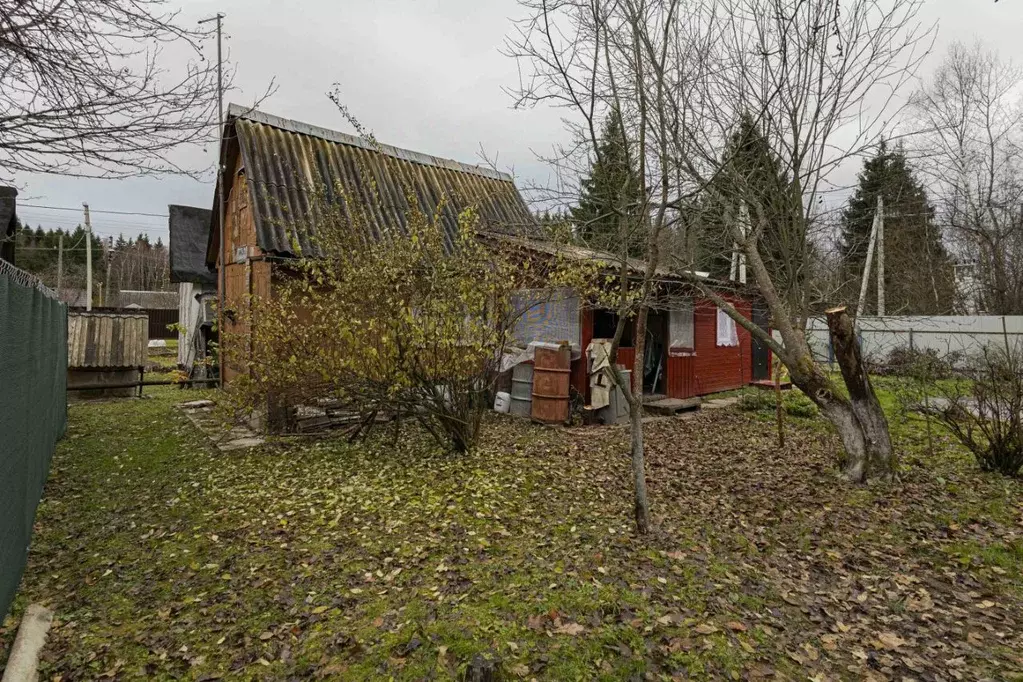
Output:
left=531, top=342, right=572, bottom=423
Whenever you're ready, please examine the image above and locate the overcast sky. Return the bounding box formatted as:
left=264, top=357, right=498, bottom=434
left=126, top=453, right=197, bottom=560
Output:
left=13, top=0, right=1022, bottom=243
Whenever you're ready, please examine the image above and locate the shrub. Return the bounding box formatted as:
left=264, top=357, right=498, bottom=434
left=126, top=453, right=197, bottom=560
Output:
left=738, top=390, right=773, bottom=412
left=931, top=344, right=1023, bottom=477
left=879, top=346, right=959, bottom=379
left=221, top=185, right=581, bottom=452
left=783, top=391, right=819, bottom=418
left=737, top=389, right=818, bottom=418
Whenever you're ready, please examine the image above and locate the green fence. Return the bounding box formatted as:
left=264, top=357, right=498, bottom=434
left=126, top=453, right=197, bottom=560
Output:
left=0, top=260, right=67, bottom=618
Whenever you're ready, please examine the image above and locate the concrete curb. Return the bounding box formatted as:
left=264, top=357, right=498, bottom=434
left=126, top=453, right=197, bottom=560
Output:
left=1, top=604, right=53, bottom=682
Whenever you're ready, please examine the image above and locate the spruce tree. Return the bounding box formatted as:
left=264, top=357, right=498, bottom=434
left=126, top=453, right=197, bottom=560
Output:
left=840, top=141, right=955, bottom=314
left=571, top=109, right=644, bottom=255
left=697, top=114, right=802, bottom=292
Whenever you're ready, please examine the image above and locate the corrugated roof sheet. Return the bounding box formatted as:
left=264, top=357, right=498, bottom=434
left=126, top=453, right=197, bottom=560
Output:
left=210, top=105, right=537, bottom=260
left=169, top=205, right=215, bottom=285
left=483, top=233, right=711, bottom=282
left=68, top=312, right=148, bottom=369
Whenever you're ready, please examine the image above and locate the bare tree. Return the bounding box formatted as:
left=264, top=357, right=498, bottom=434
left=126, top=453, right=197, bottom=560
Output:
left=0, top=0, right=246, bottom=179
left=909, top=42, right=1023, bottom=315
left=508, top=0, right=932, bottom=487
left=507, top=0, right=721, bottom=532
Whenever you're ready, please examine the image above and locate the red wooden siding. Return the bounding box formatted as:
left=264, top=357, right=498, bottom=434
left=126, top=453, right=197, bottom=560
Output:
left=616, top=347, right=637, bottom=375
left=570, top=307, right=593, bottom=397
left=666, top=353, right=696, bottom=398
left=690, top=296, right=752, bottom=395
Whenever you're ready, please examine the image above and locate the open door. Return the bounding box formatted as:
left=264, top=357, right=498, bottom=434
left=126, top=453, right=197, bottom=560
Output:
left=751, top=302, right=771, bottom=381
left=643, top=310, right=668, bottom=395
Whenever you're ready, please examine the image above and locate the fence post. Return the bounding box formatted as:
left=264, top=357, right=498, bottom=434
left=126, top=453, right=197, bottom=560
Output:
left=908, top=328, right=914, bottom=352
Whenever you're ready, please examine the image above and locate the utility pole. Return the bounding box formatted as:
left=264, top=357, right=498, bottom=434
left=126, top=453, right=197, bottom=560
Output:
left=83, top=203, right=93, bottom=311
left=200, top=11, right=226, bottom=387
left=856, top=196, right=882, bottom=317
left=104, top=237, right=112, bottom=307
left=738, top=202, right=748, bottom=285
left=730, top=202, right=749, bottom=285
left=876, top=196, right=885, bottom=316
left=56, top=233, right=63, bottom=293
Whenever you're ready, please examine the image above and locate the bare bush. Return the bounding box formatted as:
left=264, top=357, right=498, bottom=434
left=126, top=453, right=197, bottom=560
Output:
left=221, top=186, right=578, bottom=453
left=930, top=344, right=1023, bottom=477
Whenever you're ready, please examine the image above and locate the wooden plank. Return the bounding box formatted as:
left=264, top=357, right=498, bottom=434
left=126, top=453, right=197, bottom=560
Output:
left=83, top=317, right=96, bottom=367
left=644, top=397, right=702, bottom=416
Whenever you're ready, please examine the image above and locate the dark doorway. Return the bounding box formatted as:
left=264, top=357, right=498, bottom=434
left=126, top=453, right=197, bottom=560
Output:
left=593, top=310, right=633, bottom=346
left=644, top=310, right=667, bottom=394
left=751, top=303, right=770, bottom=381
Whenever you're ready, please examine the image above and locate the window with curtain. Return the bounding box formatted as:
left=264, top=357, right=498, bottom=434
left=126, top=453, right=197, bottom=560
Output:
left=668, top=301, right=694, bottom=350
left=716, top=307, right=739, bottom=347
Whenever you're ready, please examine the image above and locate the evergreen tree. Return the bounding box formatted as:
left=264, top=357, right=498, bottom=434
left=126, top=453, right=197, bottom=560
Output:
left=697, top=114, right=804, bottom=295
left=571, top=109, right=644, bottom=255
left=14, top=223, right=109, bottom=296
left=840, top=141, right=956, bottom=314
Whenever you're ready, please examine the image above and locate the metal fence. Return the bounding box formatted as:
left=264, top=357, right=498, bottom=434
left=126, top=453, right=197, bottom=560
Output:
left=806, top=315, right=1023, bottom=366
left=0, top=259, right=67, bottom=618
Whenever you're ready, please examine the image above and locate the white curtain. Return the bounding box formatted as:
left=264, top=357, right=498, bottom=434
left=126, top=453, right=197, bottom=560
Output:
left=716, top=307, right=739, bottom=347
left=668, top=302, right=694, bottom=349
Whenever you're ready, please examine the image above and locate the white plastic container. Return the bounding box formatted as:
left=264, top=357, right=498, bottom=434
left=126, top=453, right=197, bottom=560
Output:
left=493, top=391, right=512, bottom=413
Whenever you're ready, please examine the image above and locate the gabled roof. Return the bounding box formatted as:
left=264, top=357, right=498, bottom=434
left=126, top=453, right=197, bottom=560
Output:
left=169, top=205, right=215, bottom=285
left=207, top=105, right=536, bottom=264
left=482, top=232, right=712, bottom=283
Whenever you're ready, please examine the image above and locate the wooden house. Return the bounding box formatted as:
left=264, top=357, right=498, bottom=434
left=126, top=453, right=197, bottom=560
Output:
left=1, top=186, right=16, bottom=265
left=204, top=105, right=535, bottom=382
left=203, top=105, right=766, bottom=404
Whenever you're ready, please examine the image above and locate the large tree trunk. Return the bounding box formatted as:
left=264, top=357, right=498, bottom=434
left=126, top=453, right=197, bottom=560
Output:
left=790, top=307, right=895, bottom=482
left=730, top=214, right=895, bottom=482
left=824, top=306, right=895, bottom=481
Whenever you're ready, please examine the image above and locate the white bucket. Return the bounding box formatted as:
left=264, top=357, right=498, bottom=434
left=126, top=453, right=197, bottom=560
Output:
left=493, top=391, right=512, bottom=413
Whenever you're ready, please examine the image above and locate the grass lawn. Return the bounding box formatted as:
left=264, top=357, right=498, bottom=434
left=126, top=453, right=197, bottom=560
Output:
left=3, top=386, right=1023, bottom=680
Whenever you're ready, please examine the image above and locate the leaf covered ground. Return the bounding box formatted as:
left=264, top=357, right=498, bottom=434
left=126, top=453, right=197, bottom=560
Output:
left=3, top=387, right=1023, bottom=681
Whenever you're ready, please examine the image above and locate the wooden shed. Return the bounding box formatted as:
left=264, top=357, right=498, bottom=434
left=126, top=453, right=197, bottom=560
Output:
left=570, top=293, right=759, bottom=403
left=494, top=237, right=766, bottom=407
left=67, top=311, right=148, bottom=398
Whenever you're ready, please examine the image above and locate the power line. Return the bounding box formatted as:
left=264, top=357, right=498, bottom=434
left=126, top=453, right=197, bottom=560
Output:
left=18, top=210, right=167, bottom=225
left=19, top=203, right=169, bottom=218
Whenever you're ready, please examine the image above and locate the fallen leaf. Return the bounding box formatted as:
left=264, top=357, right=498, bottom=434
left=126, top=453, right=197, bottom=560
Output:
left=554, top=622, right=586, bottom=636
left=877, top=632, right=906, bottom=650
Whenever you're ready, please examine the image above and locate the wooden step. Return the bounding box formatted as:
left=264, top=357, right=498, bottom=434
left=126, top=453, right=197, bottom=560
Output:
left=750, top=379, right=793, bottom=390
left=644, top=397, right=702, bottom=416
